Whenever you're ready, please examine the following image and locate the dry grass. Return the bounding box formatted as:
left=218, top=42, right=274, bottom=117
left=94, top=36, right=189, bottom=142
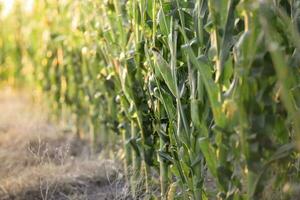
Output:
left=0, top=86, right=130, bottom=200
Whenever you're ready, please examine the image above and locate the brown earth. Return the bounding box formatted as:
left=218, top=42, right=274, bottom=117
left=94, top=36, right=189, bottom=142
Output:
left=0, top=87, right=130, bottom=200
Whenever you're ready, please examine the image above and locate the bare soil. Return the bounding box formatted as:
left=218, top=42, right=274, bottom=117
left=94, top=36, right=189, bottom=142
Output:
left=0, top=87, right=130, bottom=200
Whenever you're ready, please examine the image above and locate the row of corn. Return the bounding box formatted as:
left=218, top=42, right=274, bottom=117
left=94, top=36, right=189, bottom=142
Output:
left=1, top=0, right=300, bottom=199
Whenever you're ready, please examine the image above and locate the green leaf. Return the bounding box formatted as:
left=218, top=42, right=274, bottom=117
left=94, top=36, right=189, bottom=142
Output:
left=198, top=137, right=217, bottom=178
left=153, top=51, right=178, bottom=97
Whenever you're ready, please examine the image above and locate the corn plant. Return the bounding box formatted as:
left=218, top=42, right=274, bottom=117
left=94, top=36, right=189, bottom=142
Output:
left=1, top=0, right=300, bottom=199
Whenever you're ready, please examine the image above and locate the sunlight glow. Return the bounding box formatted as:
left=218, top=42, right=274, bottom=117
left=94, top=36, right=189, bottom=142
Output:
left=0, top=0, right=14, bottom=17
left=0, top=0, right=34, bottom=18
left=24, top=0, right=34, bottom=13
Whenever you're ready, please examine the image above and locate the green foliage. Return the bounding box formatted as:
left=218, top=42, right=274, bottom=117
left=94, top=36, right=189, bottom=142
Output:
left=1, top=0, right=300, bottom=199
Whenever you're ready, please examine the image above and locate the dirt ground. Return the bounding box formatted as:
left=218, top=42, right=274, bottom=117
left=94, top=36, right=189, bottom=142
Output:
left=0, top=87, right=130, bottom=200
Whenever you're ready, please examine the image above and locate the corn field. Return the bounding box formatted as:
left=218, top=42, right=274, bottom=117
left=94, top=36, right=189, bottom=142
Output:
left=1, top=0, right=300, bottom=199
